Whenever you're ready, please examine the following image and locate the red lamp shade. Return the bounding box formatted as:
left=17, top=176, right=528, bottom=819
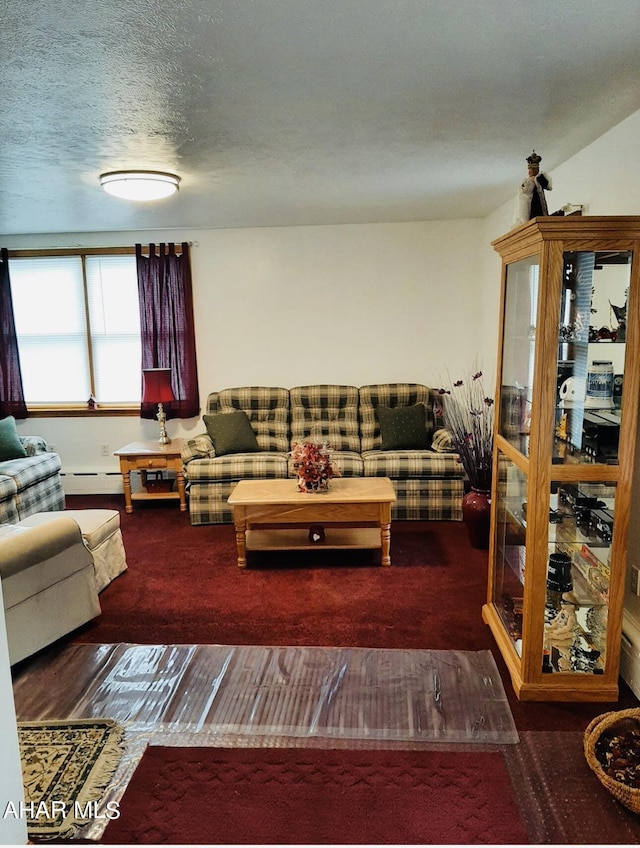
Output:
left=141, top=368, right=175, bottom=404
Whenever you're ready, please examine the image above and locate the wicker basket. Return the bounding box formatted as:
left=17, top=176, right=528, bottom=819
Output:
left=584, top=708, right=640, bottom=813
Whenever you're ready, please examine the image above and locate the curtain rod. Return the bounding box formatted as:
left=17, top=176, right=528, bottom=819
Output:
left=5, top=241, right=198, bottom=257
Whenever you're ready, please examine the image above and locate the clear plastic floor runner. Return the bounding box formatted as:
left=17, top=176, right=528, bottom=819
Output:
left=14, top=642, right=517, bottom=744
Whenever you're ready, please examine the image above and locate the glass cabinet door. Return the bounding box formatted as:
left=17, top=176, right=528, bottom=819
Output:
left=554, top=251, right=630, bottom=465
left=544, top=480, right=615, bottom=674
left=499, top=255, right=540, bottom=457
left=493, top=455, right=528, bottom=656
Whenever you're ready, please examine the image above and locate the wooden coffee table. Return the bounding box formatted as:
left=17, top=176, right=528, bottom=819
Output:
left=227, top=477, right=396, bottom=568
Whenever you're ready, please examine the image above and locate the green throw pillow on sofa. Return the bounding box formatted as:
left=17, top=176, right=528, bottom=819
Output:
left=376, top=404, right=431, bottom=451
left=0, top=416, right=28, bottom=461
left=203, top=410, right=260, bottom=456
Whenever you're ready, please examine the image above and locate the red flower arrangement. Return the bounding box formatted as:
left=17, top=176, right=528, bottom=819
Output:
left=291, top=441, right=340, bottom=492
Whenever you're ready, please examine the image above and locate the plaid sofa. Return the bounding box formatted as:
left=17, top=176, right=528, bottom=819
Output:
left=0, top=436, right=65, bottom=524
left=183, top=384, right=464, bottom=525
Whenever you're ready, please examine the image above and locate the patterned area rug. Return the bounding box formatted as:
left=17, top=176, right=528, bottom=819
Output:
left=17, top=718, right=125, bottom=841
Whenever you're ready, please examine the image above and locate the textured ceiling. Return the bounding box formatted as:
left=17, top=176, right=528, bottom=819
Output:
left=2, top=0, right=640, bottom=236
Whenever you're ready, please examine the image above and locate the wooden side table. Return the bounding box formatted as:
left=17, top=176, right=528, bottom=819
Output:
left=114, top=440, right=186, bottom=514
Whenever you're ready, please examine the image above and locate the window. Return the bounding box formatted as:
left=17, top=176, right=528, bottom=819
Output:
left=9, top=250, right=141, bottom=411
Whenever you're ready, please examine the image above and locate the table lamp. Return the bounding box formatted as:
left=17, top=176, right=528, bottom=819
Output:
left=142, top=368, right=175, bottom=444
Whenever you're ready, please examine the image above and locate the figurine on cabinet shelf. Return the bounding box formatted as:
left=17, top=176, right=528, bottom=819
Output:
left=610, top=298, right=627, bottom=341
left=544, top=592, right=579, bottom=672
left=514, top=150, right=552, bottom=226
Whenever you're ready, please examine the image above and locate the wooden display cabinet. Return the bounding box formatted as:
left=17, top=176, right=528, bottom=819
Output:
left=484, top=217, right=640, bottom=701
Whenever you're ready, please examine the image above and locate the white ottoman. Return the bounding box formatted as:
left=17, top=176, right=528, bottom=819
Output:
left=18, top=509, right=128, bottom=592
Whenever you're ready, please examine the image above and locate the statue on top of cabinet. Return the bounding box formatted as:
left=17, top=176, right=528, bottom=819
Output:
left=514, top=150, right=552, bottom=226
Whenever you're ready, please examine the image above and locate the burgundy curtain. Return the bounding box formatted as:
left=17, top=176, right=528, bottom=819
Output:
left=136, top=242, right=200, bottom=420
left=0, top=248, right=28, bottom=419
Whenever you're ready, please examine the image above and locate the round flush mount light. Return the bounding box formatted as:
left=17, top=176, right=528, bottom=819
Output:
left=99, top=170, right=181, bottom=201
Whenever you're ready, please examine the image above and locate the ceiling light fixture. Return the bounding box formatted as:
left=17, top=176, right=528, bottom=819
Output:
left=99, top=170, right=180, bottom=201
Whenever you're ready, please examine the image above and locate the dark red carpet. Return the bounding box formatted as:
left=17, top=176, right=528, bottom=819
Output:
left=69, top=496, right=639, bottom=732
left=74, top=499, right=493, bottom=652
left=102, top=746, right=529, bottom=845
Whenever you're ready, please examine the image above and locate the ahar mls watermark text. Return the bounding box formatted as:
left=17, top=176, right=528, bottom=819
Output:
left=3, top=800, right=121, bottom=820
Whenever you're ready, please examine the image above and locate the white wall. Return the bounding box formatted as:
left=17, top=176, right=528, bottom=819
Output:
left=9, top=219, right=489, bottom=479
left=193, top=220, right=489, bottom=385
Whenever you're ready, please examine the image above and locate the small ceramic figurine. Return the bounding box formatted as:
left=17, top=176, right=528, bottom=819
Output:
left=514, top=150, right=552, bottom=226
left=544, top=592, right=578, bottom=671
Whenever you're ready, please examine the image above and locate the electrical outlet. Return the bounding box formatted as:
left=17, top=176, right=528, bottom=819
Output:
left=631, top=566, right=640, bottom=596
left=99, top=443, right=110, bottom=457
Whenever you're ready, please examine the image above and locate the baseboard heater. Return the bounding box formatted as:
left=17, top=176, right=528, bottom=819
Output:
left=60, top=471, right=123, bottom=496
left=621, top=609, right=640, bottom=699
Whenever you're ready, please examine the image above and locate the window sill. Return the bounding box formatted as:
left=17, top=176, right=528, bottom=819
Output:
left=26, top=406, right=141, bottom=418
